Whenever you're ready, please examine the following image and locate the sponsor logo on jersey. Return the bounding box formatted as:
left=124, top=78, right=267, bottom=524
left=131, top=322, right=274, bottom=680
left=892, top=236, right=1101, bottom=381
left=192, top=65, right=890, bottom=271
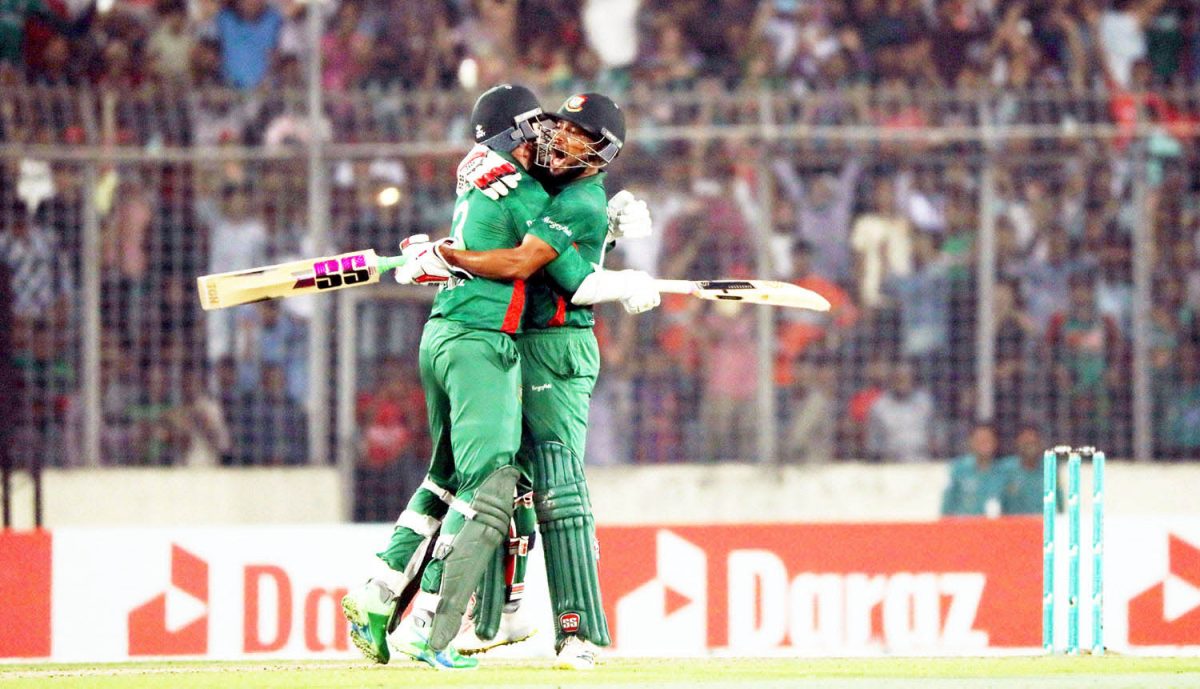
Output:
left=564, top=95, right=587, bottom=112
left=543, top=217, right=572, bottom=236
left=530, top=383, right=552, bottom=392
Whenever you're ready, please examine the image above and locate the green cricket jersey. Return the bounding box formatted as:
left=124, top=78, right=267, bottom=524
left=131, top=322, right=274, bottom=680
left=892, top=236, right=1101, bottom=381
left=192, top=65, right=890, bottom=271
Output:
left=940, top=454, right=1018, bottom=517
left=521, top=172, right=609, bottom=330
left=429, top=152, right=550, bottom=333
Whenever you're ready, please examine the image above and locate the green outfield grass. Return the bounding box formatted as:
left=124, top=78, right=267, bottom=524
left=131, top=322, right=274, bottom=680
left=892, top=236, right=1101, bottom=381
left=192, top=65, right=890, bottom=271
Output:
left=2, top=656, right=1200, bottom=689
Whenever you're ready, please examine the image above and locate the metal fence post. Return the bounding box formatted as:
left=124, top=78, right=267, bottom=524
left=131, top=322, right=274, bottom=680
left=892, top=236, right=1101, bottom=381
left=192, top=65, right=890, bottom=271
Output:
left=756, top=89, right=778, bottom=464
left=976, top=158, right=997, bottom=423
left=1130, top=140, right=1153, bottom=462
left=306, top=1, right=332, bottom=465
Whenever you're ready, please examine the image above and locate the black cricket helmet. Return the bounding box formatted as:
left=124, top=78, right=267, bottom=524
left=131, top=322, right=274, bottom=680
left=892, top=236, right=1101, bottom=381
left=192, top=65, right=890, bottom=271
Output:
left=470, top=83, right=545, bottom=152
left=537, top=92, right=625, bottom=169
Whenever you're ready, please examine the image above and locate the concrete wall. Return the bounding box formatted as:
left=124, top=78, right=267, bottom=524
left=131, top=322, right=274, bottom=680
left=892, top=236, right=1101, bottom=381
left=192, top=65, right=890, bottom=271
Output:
left=4, top=467, right=345, bottom=528
left=3, top=462, right=1195, bottom=528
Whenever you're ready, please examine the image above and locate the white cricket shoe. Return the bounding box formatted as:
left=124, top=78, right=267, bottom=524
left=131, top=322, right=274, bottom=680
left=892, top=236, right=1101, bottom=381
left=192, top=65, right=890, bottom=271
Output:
left=554, top=635, right=597, bottom=670
left=455, top=608, right=537, bottom=656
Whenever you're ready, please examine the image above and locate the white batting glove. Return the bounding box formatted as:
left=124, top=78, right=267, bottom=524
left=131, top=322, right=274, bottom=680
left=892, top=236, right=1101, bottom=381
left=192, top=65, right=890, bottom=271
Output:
left=455, top=143, right=521, bottom=200
left=605, top=190, right=652, bottom=242
left=618, top=270, right=661, bottom=314
left=394, top=234, right=471, bottom=285
left=571, top=268, right=660, bottom=314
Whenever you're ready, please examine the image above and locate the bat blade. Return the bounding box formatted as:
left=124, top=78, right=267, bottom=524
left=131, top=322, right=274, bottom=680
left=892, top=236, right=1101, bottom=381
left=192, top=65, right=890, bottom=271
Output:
left=197, top=250, right=406, bottom=310
left=655, top=279, right=832, bottom=311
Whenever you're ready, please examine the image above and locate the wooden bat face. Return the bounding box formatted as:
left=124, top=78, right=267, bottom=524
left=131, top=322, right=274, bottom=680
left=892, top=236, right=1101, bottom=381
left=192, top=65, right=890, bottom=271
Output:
left=197, top=250, right=385, bottom=310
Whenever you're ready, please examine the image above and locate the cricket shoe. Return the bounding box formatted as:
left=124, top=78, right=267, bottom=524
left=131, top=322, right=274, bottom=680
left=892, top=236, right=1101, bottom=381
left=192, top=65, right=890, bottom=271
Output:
left=455, top=608, right=538, bottom=656
left=389, top=616, right=479, bottom=670
left=341, top=579, right=396, bottom=664
left=554, top=635, right=597, bottom=670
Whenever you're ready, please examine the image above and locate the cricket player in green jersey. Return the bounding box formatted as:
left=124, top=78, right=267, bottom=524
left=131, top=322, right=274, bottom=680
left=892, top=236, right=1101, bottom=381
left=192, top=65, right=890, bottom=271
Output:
left=438, top=93, right=645, bottom=669
left=339, top=84, right=547, bottom=672
left=341, top=85, right=657, bottom=671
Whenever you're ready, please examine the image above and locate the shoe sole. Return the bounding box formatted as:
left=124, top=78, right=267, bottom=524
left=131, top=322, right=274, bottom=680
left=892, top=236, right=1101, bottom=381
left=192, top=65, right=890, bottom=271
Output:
left=458, top=629, right=537, bottom=657
left=341, top=596, right=388, bottom=665
left=393, top=642, right=478, bottom=671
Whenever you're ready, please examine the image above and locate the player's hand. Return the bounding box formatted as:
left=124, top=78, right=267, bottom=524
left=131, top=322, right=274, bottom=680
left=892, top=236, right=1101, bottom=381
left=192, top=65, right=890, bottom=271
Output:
left=394, top=235, right=471, bottom=285
left=606, top=190, right=652, bottom=242
left=455, top=143, right=521, bottom=201
left=619, top=270, right=660, bottom=314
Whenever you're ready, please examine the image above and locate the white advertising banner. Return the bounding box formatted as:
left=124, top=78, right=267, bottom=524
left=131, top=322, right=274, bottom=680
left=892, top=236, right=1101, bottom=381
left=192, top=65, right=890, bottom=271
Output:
left=2, top=517, right=1197, bottom=661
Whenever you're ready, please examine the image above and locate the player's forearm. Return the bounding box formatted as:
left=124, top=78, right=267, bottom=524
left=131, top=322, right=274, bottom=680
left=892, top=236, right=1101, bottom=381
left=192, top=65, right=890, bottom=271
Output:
left=439, top=247, right=543, bottom=281
left=440, top=236, right=558, bottom=281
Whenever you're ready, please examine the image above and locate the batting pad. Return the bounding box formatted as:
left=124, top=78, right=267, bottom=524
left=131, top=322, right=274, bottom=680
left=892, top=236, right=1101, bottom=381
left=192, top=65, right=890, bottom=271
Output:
left=472, top=488, right=536, bottom=641
left=531, top=442, right=611, bottom=648
left=428, top=466, right=518, bottom=651
left=471, top=540, right=507, bottom=641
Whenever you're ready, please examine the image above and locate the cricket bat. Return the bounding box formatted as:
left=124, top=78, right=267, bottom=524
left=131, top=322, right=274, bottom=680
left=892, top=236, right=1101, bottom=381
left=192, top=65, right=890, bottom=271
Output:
left=196, top=249, right=407, bottom=310
left=198, top=249, right=832, bottom=313
left=654, top=279, right=831, bottom=311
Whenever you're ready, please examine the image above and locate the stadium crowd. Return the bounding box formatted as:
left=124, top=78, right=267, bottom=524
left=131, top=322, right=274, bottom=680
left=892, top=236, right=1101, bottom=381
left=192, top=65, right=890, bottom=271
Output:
left=3, top=0, right=1200, bottom=94
left=2, top=1, right=1200, bottom=515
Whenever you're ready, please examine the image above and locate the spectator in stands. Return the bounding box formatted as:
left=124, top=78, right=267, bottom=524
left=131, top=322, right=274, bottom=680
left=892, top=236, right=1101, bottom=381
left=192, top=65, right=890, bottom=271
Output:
left=941, top=423, right=1011, bottom=517
left=1047, top=273, right=1124, bottom=449
left=147, top=0, right=194, bottom=83
left=701, top=301, right=758, bottom=462
left=993, top=279, right=1037, bottom=446
left=215, top=0, right=283, bottom=89
left=29, top=35, right=77, bottom=85
left=0, top=0, right=92, bottom=71
left=130, top=364, right=185, bottom=466
left=775, top=156, right=863, bottom=283
left=233, top=363, right=306, bottom=466
left=882, top=231, right=951, bottom=388
left=783, top=357, right=836, bottom=464
left=587, top=299, right=639, bottom=466
left=0, top=199, right=71, bottom=349
left=163, top=369, right=230, bottom=467
left=843, top=355, right=888, bottom=458
left=776, top=238, right=857, bottom=386
left=1099, top=0, right=1168, bottom=88
left=100, top=174, right=152, bottom=343
left=1018, top=226, right=1082, bottom=334
left=1002, top=422, right=1057, bottom=514
left=852, top=176, right=913, bottom=310
left=353, top=355, right=428, bottom=521
left=199, top=181, right=267, bottom=362
left=1158, top=344, right=1200, bottom=460
left=866, top=360, right=938, bottom=462
left=321, top=0, right=371, bottom=91
left=189, top=36, right=223, bottom=87
left=236, top=299, right=307, bottom=405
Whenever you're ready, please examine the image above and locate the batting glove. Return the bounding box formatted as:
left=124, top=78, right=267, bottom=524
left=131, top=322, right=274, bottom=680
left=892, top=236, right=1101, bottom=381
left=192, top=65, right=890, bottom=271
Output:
left=455, top=143, right=521, bottom=201
left=605, top=190, right=652, bottom=242
left=618, top=270, right=660, bottom=314
left=394, top=235, right=472, bottom=285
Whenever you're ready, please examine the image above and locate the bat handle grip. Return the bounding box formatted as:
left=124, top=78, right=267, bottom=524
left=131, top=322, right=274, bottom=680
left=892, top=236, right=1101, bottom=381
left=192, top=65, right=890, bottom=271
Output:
left=653, top=279, right=697, bottom=295
left=375, top=255, right=408, bottom=274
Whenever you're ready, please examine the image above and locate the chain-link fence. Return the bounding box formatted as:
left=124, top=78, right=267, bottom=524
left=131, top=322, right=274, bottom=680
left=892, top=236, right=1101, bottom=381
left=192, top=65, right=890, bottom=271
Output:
left=2, top=83, right=1198, bottom=519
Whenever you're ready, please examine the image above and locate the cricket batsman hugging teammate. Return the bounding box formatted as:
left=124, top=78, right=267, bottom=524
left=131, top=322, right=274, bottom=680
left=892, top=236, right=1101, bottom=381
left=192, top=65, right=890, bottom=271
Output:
left=340, top=82, right=658, bottom=671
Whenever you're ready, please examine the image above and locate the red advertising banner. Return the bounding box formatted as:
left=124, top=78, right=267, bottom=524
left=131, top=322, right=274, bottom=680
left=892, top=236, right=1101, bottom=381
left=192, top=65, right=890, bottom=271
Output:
left=0, top=530, right=53, bottom=657
left=598, top=519, right=1043, bottom=653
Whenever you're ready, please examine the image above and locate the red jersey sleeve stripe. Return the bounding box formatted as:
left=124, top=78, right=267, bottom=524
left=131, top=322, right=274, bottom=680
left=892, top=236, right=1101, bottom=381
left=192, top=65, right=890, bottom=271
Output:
left=501, top=279, right=526, bottom=334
